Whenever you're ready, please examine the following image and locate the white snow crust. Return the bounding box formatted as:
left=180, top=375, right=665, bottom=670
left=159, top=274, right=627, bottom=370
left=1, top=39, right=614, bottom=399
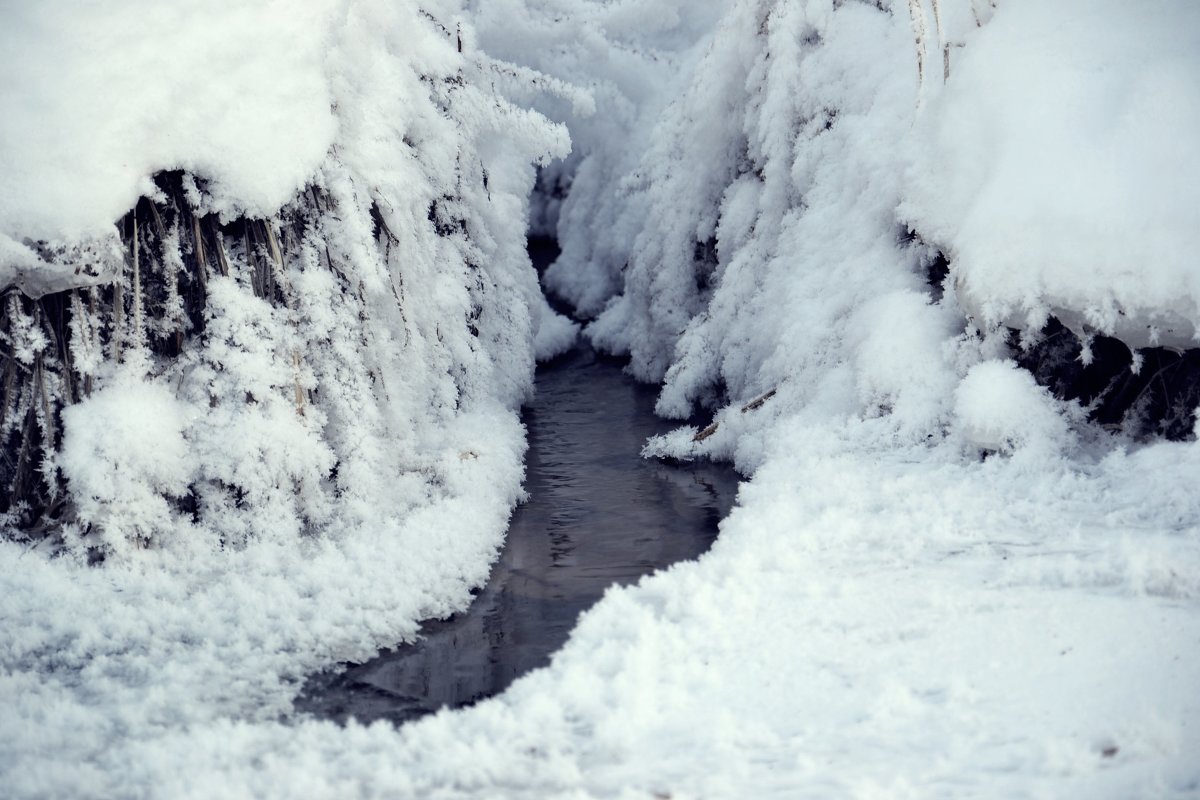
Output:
left=3, top=0, right=1199, bottom=798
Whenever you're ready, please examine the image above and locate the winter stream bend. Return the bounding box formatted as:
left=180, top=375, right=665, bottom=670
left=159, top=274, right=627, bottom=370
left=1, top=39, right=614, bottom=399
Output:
left=296, top=282, right=740, bottom=727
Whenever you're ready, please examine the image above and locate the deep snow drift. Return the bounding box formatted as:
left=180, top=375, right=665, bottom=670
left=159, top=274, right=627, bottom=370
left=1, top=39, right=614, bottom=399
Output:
left=2, top=0, right=1199, bottom=798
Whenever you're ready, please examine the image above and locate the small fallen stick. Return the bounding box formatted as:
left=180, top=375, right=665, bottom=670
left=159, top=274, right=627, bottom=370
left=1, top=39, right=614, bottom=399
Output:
left=740, top=389, right=776, bottom=413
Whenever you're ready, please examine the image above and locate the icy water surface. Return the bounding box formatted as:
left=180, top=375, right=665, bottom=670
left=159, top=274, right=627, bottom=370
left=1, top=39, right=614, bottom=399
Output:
left=295, top=342, right=739, bottom=726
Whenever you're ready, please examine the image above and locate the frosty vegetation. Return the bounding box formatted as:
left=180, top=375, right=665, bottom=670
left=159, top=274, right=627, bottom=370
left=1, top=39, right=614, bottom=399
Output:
left=1, top=1, right=576, bottom=794
left=2, top=0, right=1198, bottom=797
left=1, top=0, right=578, bottom=552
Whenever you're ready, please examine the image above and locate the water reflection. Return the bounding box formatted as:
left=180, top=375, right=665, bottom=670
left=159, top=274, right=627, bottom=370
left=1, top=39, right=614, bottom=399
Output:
left=296, top=341, right=739, bottom=726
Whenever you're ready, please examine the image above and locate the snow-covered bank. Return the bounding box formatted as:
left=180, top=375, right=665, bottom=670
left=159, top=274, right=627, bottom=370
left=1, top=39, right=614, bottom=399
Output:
left=0, top=0, right=574, bottom=547
left=0, top=0, right=575, bottom=794
left=352, top=0, right=1198, bottom=795
left=1, top=413, right=527, bottom=796
left=486, top=0, right=1200, bottom=794
left=105, top=432, right=1200, bottom=799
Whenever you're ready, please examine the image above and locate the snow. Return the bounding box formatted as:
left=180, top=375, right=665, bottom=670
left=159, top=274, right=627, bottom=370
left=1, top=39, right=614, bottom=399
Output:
left=0, top=0, right=575, bottom=794
left=471, top=0, right=730, bottom=318
left=0, top=0, right=338, bottom=244
left=59, top=368, right=194, bottom=550
left=953, top=359, right=1074, bottom=459
left=17, top=434, right=1197, bottom=798
left=3, top=0, right=1200, bottom=797
left=533, top=295, right=581, bottom=360
left=0, top=410, right=530, bottom=796
left=378, top=0, right=1195, bottom=795
left=902, top=0, right=1200, bottom=350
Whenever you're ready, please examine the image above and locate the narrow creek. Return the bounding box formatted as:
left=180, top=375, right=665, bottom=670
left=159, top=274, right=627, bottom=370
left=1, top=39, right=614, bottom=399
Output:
left=296, top=243, right=739, bottom=726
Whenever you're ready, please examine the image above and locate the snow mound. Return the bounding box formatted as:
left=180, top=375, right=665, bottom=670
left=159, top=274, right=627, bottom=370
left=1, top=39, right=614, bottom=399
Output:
left=0, top=0, right=338, bottom=245
left=533, top=299, right=579, bottom=361
left=953, top=359, right=1072, bottom=458
left=904, top=0, right=1200, bottom=350
left=59, top=369, right=192, bottom=551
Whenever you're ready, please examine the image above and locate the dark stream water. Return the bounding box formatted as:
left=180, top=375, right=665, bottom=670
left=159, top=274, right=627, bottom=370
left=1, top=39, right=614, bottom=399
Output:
left=296, top=246, right=739, bottom=726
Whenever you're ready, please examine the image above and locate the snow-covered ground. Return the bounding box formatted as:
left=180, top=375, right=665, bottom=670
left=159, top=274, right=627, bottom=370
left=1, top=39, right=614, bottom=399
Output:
left=3, top=0, right=1199, bottom=797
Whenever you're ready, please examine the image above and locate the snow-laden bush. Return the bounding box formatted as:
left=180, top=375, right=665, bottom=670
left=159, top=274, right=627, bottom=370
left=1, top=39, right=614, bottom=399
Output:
left=473, top=0, right=732, bottom=317
left=0, top=0, right=574, bottom=554
left=514, top=0, right=1200, bottom=453
left=0, top=1, right=589, bottom=793
left=526, top=0, right=961, bottom=468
